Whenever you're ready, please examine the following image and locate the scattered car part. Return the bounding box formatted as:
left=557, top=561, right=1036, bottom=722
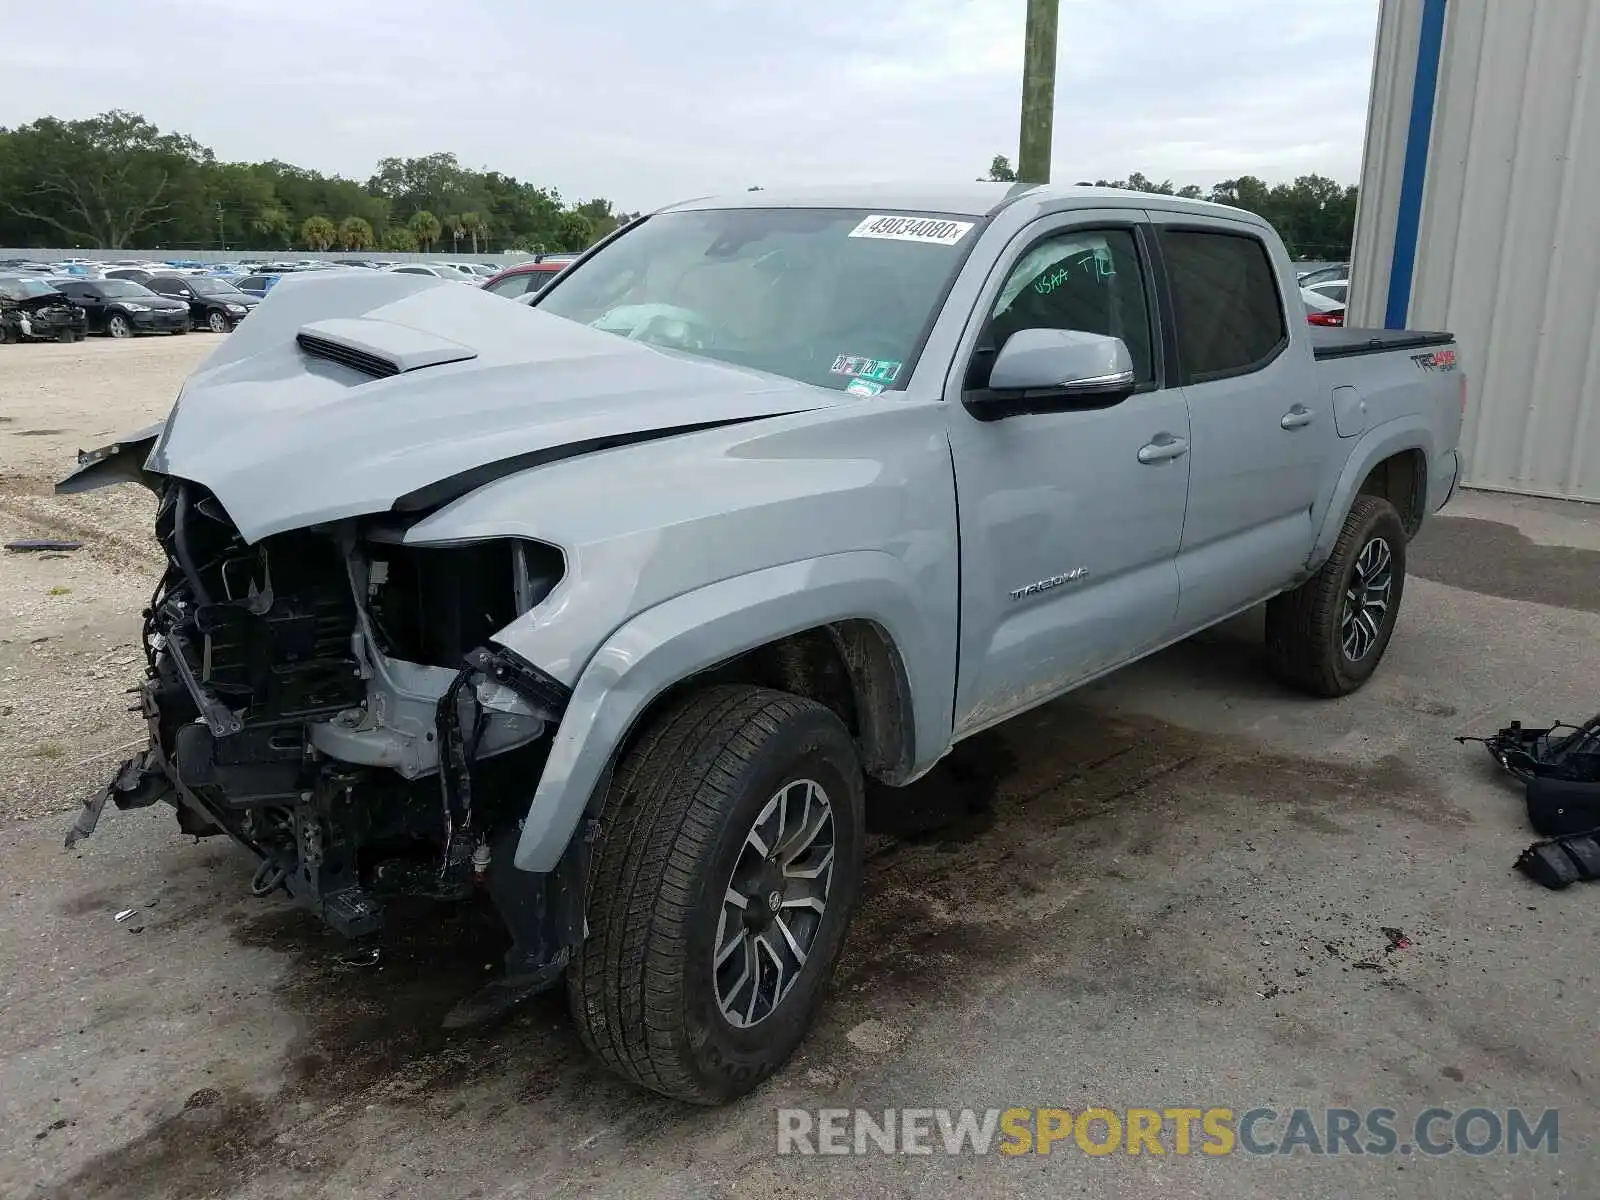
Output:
left=5, top=539, right=82, bottom=553
left=1515, top=831, right=1600, bottom=889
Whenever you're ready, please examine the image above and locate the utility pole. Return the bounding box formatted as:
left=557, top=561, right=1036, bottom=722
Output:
left=1017, top=0, right=1059, bottom=184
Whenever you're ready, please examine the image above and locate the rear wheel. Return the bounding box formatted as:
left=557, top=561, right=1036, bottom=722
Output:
left=206, top=309, right=230, bottom=333
left=1265, top=494, right=1407, bottom=697
left=568, top=685, right=865, bottom=1104
left=106, top=314, right=133, bottom=339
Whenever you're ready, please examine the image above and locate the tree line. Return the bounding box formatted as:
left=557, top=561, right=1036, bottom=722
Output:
left=0, top=111, right=639, bottom=253
left=985, top=155, right=1357, bottom=261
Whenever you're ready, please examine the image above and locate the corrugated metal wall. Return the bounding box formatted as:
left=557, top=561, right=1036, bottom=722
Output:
left=1351, top=0, right=1600, bottom=502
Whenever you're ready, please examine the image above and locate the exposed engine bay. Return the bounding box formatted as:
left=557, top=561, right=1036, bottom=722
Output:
left=67, top=477, right=578, bottom=960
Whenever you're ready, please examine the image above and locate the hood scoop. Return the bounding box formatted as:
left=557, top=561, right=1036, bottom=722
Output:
left=296, top=317, right=478, bottom=379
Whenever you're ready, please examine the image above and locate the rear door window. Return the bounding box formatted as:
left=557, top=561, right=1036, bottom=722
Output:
left=1159, top=230, right=1286, bottom=382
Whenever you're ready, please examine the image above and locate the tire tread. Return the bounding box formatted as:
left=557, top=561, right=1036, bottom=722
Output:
left=568, top=685, right=838, bottom=1102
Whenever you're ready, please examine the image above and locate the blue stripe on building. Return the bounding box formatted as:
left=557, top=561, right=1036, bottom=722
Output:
left=1385, top=0, right=1449, bottom=328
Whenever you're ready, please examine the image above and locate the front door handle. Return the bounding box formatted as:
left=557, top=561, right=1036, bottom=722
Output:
left=1137, top=435, right=1189, bottom=464
left=1281, top=406, right=1315, bottom=430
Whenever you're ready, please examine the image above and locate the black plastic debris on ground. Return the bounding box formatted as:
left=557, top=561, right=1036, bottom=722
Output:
left=4, top=539, right=82, bottom=553
left=1458, top=714, right=1600, bottom=890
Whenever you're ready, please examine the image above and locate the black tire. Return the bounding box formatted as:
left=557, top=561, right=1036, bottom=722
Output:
left=106, top=314, right=133, bottom=339
left=568, top=685, right=865, bottom=1104
left=1265, top=494, right=1407, bottom=697
left=206, top=309, right=230, bottom=333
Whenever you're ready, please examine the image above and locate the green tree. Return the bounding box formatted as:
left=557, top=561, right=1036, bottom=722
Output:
left=409, top=209, right=441, bottom=252
left=573, top=198, right=617, bottom=241
left=985, top=154, right=1017, bottom=183
left=382, top=225, right=418, bottom=252
left=556, top=210, right=593, bottom=251
left=338, top=215, right=374, bottom=250
left=0, top=111, right=210, bottom=247
left=300, top=214, right=337, bottom=251
left=252, top=204, right=293, bottom=246
left=459, top=210, right=486, bottom=254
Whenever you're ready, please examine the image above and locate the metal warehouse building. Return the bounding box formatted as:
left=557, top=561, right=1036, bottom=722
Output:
left=1350, top=0, right=1600, bottom=502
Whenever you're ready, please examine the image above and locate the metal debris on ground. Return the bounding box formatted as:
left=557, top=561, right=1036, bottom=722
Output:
left=113, top=908, right=136, bottom=923
left=4, top=539, right=83, bottom=553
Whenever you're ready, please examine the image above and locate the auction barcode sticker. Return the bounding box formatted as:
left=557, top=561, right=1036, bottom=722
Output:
left=848, top=214, right=975, bottom=246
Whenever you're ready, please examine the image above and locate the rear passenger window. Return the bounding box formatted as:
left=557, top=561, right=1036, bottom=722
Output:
left=1160, top=230, right=1286, bottom=381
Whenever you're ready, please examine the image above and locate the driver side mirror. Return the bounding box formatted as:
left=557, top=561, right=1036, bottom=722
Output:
left=967, top=329, right=1137, bottom=421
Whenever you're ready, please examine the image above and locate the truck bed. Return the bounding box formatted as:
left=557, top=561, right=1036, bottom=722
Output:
left=1310, top=327, right=1454, bottom=360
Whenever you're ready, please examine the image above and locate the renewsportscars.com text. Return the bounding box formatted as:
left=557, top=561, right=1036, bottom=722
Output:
left=776, top=1106, right=1559, bottom=1157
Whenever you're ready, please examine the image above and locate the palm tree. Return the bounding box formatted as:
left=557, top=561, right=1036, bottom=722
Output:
left=337, top=216, right=374, bottom=251
left=409, top=209, right=442, bottom=252
left=300, top=215, right=337, bottom=251
left=459, top=211, right=486, bottom=254
left=444, top=213, right=464, bottom=253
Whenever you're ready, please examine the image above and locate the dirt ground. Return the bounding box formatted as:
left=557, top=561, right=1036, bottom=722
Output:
left=1, top=335, right=211, bottom=823
left=2, top=336, right=1598, bottom=1198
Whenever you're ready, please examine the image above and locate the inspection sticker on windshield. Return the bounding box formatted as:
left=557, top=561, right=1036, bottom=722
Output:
left=831, top=355, right=901, bottom=383
left=848, top=214, right=974, bottom=246
left=846, top=379, right=886, bottom=397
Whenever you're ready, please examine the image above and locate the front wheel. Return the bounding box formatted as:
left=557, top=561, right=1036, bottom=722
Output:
left=1265, top=494, right=1407, bottom=697
left=106, top=314, right=133, bottom=339
left=568, top=686, right=865, bottom=1104
left=206, top=310, right=231, bottom=333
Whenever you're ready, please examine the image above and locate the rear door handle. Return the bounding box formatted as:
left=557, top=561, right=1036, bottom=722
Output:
left=1281, top=406, right=1315, bottom=430
left=1137, top=435, right=1189, bottom=464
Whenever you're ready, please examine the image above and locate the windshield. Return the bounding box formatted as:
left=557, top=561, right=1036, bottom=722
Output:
left=190, top=277, right=243, bottom=295
left=536, top=207, right=980, bottom=390
left=97, top=281, right=157, bottom=299
left=0, top=278, right=62, bottom=299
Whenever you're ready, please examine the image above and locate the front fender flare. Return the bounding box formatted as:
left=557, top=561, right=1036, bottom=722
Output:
left=1307, top=417, right=1433, bottom=572
left=509, top=551, right=954, bottom=872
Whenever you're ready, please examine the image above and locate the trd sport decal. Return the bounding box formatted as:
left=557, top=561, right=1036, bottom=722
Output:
left=1410, top=348, right=1458, bottom=372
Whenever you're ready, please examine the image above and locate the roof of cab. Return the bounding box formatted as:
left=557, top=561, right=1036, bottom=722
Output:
left=659, top=181, right=1259, bottom=223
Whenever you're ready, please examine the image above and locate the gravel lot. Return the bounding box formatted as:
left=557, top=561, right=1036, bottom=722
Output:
left=1, top=335, right=214, bottom=824
left=2, top=337, right=1597, bottom=1198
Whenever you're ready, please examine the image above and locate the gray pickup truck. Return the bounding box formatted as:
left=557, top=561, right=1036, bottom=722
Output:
left=63, top=183, right=1465, bottom=1103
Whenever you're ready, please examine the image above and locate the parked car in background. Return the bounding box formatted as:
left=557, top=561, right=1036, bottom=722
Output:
left=482, top=258, right=572, bottom=298
left=1301, top=287, right=1346, bottom=327
left=1305, top=279, right=1349, bottom=306
left=1297, top=262, right=1350, bottom=289
left=49, top=278, right=190, bottom=337
left=145, top=273, right=259, bottom=331
left=383, top=263, right=479, bottom=283
left=0, top=276, right=88, bottom=342
left=105, top=268, right=155, bottom=285
left=233, top=273, right=283, bottom=298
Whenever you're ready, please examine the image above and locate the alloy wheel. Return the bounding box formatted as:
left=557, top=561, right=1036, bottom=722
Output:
left=713, top=778, right=836, bottom=1028
left=1341, top=535, right=1393, bottom=661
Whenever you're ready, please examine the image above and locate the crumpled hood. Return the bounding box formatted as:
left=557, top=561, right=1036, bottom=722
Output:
left=147, top=271, right=852, bottom=542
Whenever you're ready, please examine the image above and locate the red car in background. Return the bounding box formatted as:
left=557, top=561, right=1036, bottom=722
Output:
left=480, top=253, right=580, bottom=299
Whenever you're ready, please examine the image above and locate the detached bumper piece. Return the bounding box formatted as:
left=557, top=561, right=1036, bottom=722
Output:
left=1516, top=832, right=1600, bottom=890
left=1459, top=713, right=1600, bottom=889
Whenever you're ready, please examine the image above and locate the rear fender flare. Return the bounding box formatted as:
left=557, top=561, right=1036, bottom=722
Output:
left=509, top=551, right=951, bottom=872
left=1308, top=418, right=1433, bottom=572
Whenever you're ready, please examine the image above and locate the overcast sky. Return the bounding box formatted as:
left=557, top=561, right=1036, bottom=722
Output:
left=1, top=0, right=1381, bottom=211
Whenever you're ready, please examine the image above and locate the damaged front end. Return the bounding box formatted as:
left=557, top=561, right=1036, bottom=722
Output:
left=68, top=476, right=583, bottom=982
